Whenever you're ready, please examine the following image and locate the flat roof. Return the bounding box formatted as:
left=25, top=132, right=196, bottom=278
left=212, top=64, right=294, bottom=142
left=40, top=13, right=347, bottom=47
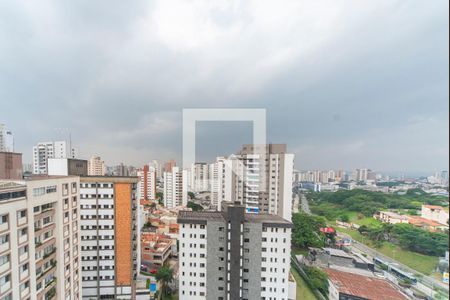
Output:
left=0, top=181, right=26, bottom=190
left=80, top=176, right=139, bottom=183
left=323, top=248, right=353, bottom=259
left=26, top=175, right=78, bottom=181
left=325, top=268, right=407, bottom=300
left=178, top=210, right=292, bottom=227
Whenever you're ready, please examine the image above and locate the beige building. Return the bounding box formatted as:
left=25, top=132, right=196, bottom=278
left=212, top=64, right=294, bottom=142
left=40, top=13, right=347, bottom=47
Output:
left=0, top=175, right=81, bottom=300
left=0, top=152, right=23, bottom=180
left=87, top=156, right=106, bottom=176
left=374, top=211, right=409, bottom=225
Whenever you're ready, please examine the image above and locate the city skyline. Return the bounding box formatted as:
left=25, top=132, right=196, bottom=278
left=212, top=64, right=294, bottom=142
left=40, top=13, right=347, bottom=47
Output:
left=0, top=1, right=448, bottom=172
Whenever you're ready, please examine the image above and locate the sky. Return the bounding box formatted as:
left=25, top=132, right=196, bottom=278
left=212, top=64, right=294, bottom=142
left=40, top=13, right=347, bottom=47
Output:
left=0, top=0, right=448, bottom=174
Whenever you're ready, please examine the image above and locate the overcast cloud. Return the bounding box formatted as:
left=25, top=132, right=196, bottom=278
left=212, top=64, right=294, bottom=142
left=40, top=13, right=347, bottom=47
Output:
left=0, top=0, right=448, bottom=173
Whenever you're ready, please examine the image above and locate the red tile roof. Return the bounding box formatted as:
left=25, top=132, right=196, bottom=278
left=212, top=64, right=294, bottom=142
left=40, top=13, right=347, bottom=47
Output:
left=325, top=269, right=407, bottom=300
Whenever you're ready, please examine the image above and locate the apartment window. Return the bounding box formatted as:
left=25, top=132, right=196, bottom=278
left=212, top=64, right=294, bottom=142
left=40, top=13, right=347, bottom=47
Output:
left=0, top=254, right=9, bottom=266
left=0, top=274, right=11, bottom=288
left=19, top=227, right=27, bottom=236
left=17, top=209, right=27, bottom=219
left=19, top=245, right=28, bottom=256
left=0, top=234, right=9, bottom=245
left=0, top=215, right=8, bottom=224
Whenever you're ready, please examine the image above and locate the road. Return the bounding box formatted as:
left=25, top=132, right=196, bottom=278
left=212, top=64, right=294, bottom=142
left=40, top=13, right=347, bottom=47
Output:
left=298, top=192, right=311, bottom=214
left=337, top=231, right=449, bottom=292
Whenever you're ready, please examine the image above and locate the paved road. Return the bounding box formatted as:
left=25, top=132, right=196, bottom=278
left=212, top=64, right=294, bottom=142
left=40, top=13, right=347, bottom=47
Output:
left=337, top=232, right=449, bottom=292
left=298, top=192, right=311, bottom=214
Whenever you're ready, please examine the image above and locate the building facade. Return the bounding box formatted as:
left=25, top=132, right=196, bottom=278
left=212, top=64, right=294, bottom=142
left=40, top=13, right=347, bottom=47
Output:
left=48, top=158, right=88, bottom=177
left=0, top=124, right=14, bottom=153
left=178, top=205, right=292, bottom=300
left=33, top=141, right=68, bottom=175
left=87, top=156, right=106, bottom=176
left=0, top=152, right=23, bottom=180
left=79, top=176, right=138, bottom=299
left=187, top=163, right=210, bottom=193
left=163, top=167, right=187, bottom=208
left=0, top=175, right=81, bottom=300
left=138, top=165, right=157, bottom=201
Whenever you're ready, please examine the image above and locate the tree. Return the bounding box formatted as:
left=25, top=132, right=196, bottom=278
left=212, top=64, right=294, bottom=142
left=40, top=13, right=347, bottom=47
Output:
left=155, top=266, right=174, bottom=298
left=156, top=192, right=163, bottom=205
left=292, top=213, right=327, bottom=249
left=188, top=191, right=195, bottom=199
left=304, top=266, right=329, bottom=296
left=187, top=201, right=203, bottom=211
left=339, top=214, right=350, bottom=222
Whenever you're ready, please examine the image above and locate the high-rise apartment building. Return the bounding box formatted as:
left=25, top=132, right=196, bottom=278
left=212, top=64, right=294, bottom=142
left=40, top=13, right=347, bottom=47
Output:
left=79, top=176, right=139, bottom=299
left=187, top=163, right=210, bottom=193
left=0, top=175, right=81, bottom=300
left=353, top=168, right=369, bottom=182
left=164, top=160, right=176, bottom=173
left=87, top=156, right=106, bottom=176
left=178, top=205, right=292, bottom=300
left=137, top=165, right=157, bottom=200
left=210, top=156, right=235, bottom=210
left=213, top=144, right=294, bottom=221
left=163, top=167, right=187, bottom=208
left=33, top=141, right=68, bottom=175
left=149, top=160, right=162, bottom=179
left=0, top=124, right=14, bottom=152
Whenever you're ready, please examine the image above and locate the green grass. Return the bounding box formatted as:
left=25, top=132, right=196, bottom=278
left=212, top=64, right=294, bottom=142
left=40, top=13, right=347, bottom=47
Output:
left=292, top=247, right=309, bottom=256
left=291, top=268, right=317, bottom=300
left=337, top=227, right=439, bottom=275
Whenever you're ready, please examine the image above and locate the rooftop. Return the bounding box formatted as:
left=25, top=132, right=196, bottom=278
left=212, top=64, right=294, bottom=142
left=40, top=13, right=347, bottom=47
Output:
left=408, top=216, right=447, bottom=227
left=178, top=209, right=292, bottom=227
left=325, top=268, right=407, bottom=300
left=0, top=181, right=25, bottom=190
left=379, top=211, right=409, bottom=220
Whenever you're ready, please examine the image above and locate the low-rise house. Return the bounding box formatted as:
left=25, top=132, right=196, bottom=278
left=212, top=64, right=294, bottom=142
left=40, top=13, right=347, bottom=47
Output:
left=140, top=233, right=173, bottom=270
left=407, top=216, right=448, bottom=232
left=325, top=268, right=407, bottom=300
left=374, top=211, right=409, bottom=224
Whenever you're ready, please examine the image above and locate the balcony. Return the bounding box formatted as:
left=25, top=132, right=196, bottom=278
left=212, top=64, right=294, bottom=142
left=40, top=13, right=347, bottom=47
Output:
left=18, top=233, right=28, bottom=245
left=0, top=241, right=9, bottom=254
left=20, top=286, right=30, bottom=298
left=17, top=216, right=27, bottom=227
left=34, top=223, right=55, bottom=236
left=0, top=261, right=10, bottom=274
left=19, top=250, right=28, bottom=263
left=0, top=280, right=11, bottom=294
left=0, top=222, right=8, bottom=232
left=34, top=208, right=55, bottom=220
left=20, top=268, right=29, bottom=281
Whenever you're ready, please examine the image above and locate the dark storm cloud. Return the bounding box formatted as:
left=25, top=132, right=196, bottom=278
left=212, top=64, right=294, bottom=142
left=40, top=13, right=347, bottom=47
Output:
left=0, top=0, right=448, bottom=172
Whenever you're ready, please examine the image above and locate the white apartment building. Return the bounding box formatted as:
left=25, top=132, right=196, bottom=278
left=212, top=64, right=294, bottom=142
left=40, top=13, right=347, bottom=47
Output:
left=79, top=176, right=138, bottom=299
left=353, top=168, right=369, bottom=182
left=163, top=167, right=187, bottom=208
left=223, top=144, right=294, bottom=221
left=178, top=205, right=292, bottom=300
left=0, top=176, right=81, bottom=300
left=210, top=156, right=235, bottom=210
left=137, top=165, right=157, bottom=200
left=87, top=156, right=106, bottom=176
left=0, top=124, right=14, bottom=152
left=33, top=141, right=68, bottom=175
left=187, top=163, right=210, bottom=193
